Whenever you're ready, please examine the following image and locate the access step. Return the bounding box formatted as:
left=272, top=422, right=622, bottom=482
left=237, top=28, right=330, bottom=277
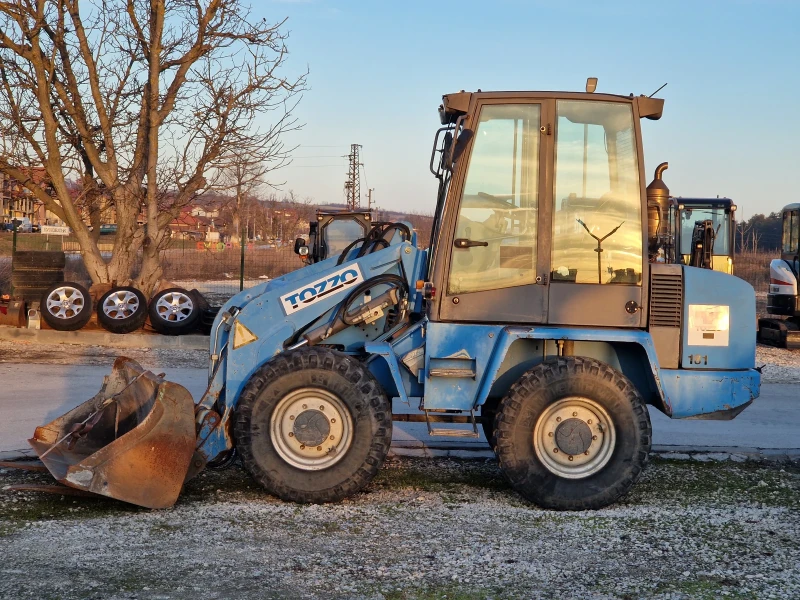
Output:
left=427, top=428, right=480, bottom=438
left=427, top=367, right=477, bottom=378
left=423, top=409, right=480, bottom=438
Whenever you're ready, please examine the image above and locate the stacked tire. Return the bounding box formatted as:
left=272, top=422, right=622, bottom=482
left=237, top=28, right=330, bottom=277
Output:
left=11, top=251, right=65, bottom=302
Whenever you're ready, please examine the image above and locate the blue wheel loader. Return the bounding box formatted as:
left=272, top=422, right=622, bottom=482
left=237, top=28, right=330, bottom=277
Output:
left=28, top=85, right=761, bottom=510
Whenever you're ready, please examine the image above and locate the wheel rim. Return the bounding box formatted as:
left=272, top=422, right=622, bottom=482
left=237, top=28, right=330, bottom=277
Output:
left=533, top=396, right=616, bottom=479
left=270, top=387, right=353, bottom=471
left=45, top=286, right=86, bottom=320
left=102, top=290, right=140, bottom=319
left=155, top=291, right=193, bottom=322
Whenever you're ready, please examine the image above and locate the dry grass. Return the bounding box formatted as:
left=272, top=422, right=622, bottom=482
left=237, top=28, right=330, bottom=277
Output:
left=734, top=250, right=772, bottom=293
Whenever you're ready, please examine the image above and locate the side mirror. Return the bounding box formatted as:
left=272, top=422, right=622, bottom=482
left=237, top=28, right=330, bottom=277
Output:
left=293, top=237, right=307, bottom=254
left=449, top=128, right=474, bottom=167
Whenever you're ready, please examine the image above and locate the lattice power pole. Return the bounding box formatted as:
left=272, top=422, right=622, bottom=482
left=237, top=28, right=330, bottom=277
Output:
left=344, top=143, right=362, bottom=210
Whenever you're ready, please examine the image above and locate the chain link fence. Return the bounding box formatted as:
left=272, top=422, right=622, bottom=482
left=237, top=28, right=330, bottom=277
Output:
left=1, top=231, right=303, bottom=304
left=1, top=230, right=775, bottom=312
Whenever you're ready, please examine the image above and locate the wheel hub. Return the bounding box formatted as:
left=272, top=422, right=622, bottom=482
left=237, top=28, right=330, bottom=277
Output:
left=103, top=290, right=139, bottom=319
left=293, top=410, right=331, bottom=447
left=271, top=388, right=353, bottom=470
left=46, top=286, right=84, bottom=319
left=555, top=418, right=593, bottom=456
left=533, top=397, right=617, bottom=479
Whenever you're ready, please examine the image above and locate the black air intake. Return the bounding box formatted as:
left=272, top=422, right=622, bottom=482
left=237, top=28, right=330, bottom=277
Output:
left=649, top=270, right=683, bottom=328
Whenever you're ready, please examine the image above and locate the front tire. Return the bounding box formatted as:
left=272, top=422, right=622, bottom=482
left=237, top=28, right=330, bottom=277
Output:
left=494, top=356, right=651, bottom=510
left=234, top=347, right=392, bottom=503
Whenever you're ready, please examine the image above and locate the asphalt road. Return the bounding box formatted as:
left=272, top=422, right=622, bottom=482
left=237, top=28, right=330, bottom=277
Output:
left=0, top=363, right=797, bottom=459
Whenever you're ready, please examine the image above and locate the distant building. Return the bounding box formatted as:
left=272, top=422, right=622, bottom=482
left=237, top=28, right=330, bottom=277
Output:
left=1, top=168, right=59, bottom=225
left=170, top=205, right=227, bottom=241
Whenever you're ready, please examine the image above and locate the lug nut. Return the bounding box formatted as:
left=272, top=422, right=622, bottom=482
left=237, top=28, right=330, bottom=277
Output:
left=331, top=418, right=336, bottom=423
left=302, top=404, right=307, bottom=409
left=300, top=444, right=305, bottom=450
left=288, top=432, right=294, bottom=437
left=592, top=435, right=598, bottom=440
left=548, top=432, right=553, bottom=437
left=329, top=435, right=335, bottom=440
left=572, top=412, right=578, bottom=417
left=319, top=406, right=325, bottom=411
left=289, top=415, right=295, bottom=420
left=587, top=419, right=592, bottom=424
left=317, top=446, right=322, bottom=451
left=556, top=417, right=561, bottom=422
left=584, top=451, right=590, bottom=455
left=553, top=448, right=559, bottom=453
left=568, top=456, right=574, bottom=461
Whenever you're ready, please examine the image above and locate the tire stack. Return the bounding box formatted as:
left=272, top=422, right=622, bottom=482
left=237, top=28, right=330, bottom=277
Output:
left=11, top=251, right=66, bottom=302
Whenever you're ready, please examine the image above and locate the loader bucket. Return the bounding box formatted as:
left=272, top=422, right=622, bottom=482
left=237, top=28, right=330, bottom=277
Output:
left=29, top=357, right=196, bottom=509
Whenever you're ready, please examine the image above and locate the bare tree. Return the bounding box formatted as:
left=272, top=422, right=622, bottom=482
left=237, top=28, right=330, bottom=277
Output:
left=214, top=149, right=275, bottom=246
left=0, top=0, right=305, bottom=295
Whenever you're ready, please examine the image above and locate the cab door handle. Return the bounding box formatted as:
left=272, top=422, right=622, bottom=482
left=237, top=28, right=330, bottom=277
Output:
left=454, top=238, right=488, bottom=249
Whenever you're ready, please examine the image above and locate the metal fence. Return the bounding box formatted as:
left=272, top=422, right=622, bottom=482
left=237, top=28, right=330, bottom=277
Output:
left=0, top=232, right=303, bottom=304
left=733, top=250, right=772, bottom=317
left=0, top=231, right=778, bottom=311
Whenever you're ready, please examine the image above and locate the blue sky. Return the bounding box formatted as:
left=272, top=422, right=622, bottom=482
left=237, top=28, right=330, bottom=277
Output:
left=253, top=0, right=798, bottom=220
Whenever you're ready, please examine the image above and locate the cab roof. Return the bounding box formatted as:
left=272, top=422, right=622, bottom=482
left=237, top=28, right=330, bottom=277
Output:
left=440, top=90, right=664, bottom=124
left=675, top=197, right=736, bottom=209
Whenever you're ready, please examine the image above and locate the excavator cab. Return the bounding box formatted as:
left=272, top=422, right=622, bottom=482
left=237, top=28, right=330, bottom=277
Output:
left=674, top=198, right=736, bottom=273
left=295, top=209, right=374, bottom=264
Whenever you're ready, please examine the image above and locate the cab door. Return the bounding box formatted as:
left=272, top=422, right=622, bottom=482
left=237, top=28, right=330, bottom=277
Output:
left=547, top=99, right=646, bottom=328
left=436, top=100, right=551, bottom=323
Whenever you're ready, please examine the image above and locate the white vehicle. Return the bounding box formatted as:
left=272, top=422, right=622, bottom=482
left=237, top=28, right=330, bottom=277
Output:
left=758, top=204, right=800, bottom=348
left=12, top=217, right=32, bottom=232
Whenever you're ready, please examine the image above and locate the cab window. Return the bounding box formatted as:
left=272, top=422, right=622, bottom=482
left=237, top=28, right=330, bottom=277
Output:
left=679, top=207, right=730, bottom=256
left=323, top=218, right=366, bottom=257
left=448, top=104, right=540, bottom=295
left=551, top=101, right=642, bottom=284
left=784, top=210, right=799, bottom=254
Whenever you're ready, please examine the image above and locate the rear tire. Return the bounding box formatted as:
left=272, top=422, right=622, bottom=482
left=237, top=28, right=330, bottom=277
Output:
left=40, top=282, right=92, bottom=331
left=480, top=397, right=500, bottom=451
left=494, top=356, right=651, bottom=510
left=97, top=286, right=148, bottom=334
left=234, top=347, right=392, bottom=503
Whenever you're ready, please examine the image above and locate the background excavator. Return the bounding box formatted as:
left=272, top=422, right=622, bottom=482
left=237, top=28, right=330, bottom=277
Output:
left=758, top=204, right=800, bottom=348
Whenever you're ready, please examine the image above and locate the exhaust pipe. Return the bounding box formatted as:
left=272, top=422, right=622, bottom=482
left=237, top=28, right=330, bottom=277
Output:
left=647, top=162, right=671, bottom=257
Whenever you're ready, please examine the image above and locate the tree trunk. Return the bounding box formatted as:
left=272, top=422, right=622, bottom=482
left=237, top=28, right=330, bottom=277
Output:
left=137, top=242, right=164, bottom=299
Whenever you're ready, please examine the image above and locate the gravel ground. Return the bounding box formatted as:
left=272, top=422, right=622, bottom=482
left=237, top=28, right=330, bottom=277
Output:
left=755, top=345, right=800, bottom=384
left=0, top=339, right=208, bottom=369
left=0, top=456, right=798, bottom=600
left=0, top=340, right=797, bottom=599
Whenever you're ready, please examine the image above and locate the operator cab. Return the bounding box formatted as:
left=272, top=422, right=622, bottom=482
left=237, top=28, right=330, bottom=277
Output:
left=674, top=198, right=736, bottom=274
left=781, top=204, right=800, bottom=265
left=428, top=89, right=663, bottom=328
left=294, top=209, right=373, bottom=264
